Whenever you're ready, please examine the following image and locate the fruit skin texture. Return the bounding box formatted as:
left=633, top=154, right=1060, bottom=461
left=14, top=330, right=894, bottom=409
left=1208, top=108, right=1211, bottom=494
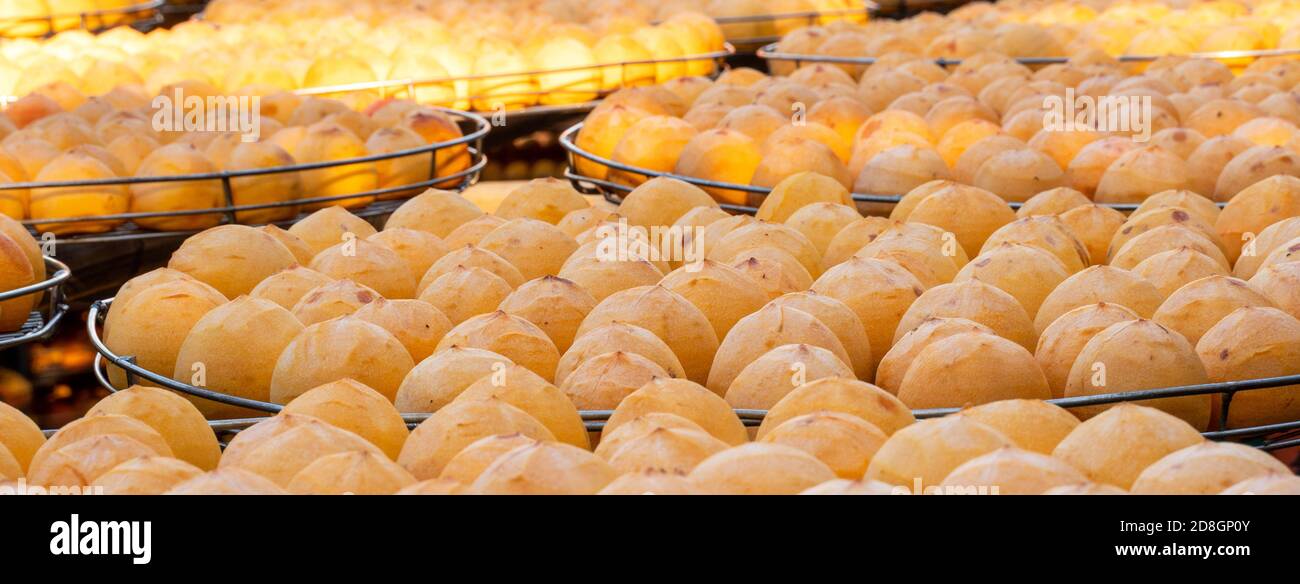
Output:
left=811, top=257, right=925, bottom=371
left=760, top=411, right=888, bottom=479
left=1035, top=301, right=1142, bottom=399
left=455, top=364, right=589, bottom=450
left=878, top=317, right=996, bottom=395
left=29, top=414, right=173, bottom=479
left=287, top=451, right=416, bottom=495
left=309, top=238, right=416, bottom=300
left=1052, top=404, right=1204, bottom=490
left=218, top=414, right=384, bottom=488
left=130, top=144, right=224, bottom=231
left=1216, top=175, right=1300, bottom=264
left=1220, top=474, right=1300, bottom=495
left=30, top=149, right=129, bottom=235
left=434, top=311, right=560, bottom=383
left=687, top=443, right=836, bottom=495
left=604, top=377, right=748, bottom=446
left=494, top=178, right=589, bottom=226
left=1066, top=318, right=1212, bottom=429
left=0, top=230, right=36, bottom=333
left=898, top=332, right=1051, bottom=409
left=1151, top=275, right=1275, bottom=347
left=280, top=378, right=410, bottom=460
left=164, top=468, right=288, bottom=495
left=394, top=347, right=513, bottom=414
left=166, top=225, right=299, bottom=299
left=438, top=434, right=540, bottom=486
left=104, top=278, right=227, bottom=390
left=469, top=442, right=618, bottom=495
left=895, top=280, right=1038, bottom=352
left=1130, top=442, right=1290, bottom=495
left=957, top=399, right=1080, bottom=455
left=1034, top=266, right=1163, bottom=335
left=398, top=398, right=555, bottom=480
left=659, top=260, right=769, bottom=342
left=1250, top=261, right=1300, bottom=321
left=94, top=457, right=204, bottom=495
left=865, top=416, right=1013, bottom=488
left=269, top=317, right=415, bottom=404
left=384, top=189, right=484, bottom=238
left=940, top=447, right=1087, bottom=495
left=0, top=401, right=45, bottom=473
left=724, top=343, right=854, bottom=410
left=576, top=285, right=718, bottom=385
left=708, top=305, right=851, bottom=397
left=1196, top=307, right=1300, bottom=429
left=86, top=385, right=222, bottom=471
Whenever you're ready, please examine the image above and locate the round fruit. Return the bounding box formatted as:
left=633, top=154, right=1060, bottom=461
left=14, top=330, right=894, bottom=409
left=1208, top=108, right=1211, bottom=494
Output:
left=469, top=442, right=617, bottom=495
left=759, top=376, right=914, bottom=439
left=394, top=346, right=512, bottom=413
left=940, top=447, right=1087, bottom=495
left=397, top=398, right=554, bottom=480
left=1053, top=403, right=1204, bottom=489
left=269, top=317, right=414, bottom=403
left=1130, top=441, right=1289, bottom=495
left=604, top=377, right=747, bottom=446
left=687, top=443, right=836, bottom=495
left=864, top=416, right=1012, bottom=487
left=279, top=378, right=409, bottom=459
left=86, top=385, right=220, bottom=470
left=760, top=411, right=887, bottom=479
left=455, top=364, right=588, bottom=449
left=434, top=311, right=559, bottom=382
left=962, top=395, right=1080, bottom=454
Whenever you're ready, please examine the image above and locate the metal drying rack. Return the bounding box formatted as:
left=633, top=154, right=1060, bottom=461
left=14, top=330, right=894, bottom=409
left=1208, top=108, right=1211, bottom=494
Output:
left=6, top=107, right=490, bottom=246
left=0, top=256, right=71, bottom=349
left=85, top=297, right=1300, bottom=450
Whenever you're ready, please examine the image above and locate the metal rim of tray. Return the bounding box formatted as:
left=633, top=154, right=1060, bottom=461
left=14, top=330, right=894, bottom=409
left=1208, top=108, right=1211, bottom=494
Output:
left=9, top=107, right=489, bottom=245
left=0, top=256, right=71, bottom=349
left=86, top=297, right=1300, bottom=449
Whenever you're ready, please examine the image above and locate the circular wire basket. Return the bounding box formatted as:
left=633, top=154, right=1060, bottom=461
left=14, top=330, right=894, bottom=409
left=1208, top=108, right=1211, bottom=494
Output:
left=290, top=46, right=736, bottom=120
left=0, top=0, right=164, bottom=38
left=757, top=42, right=1300, bottom=67
left=0, top=256, right=71, bottom=349
left=559, top=120, right=1231, bottom=214
left=8, top=107, right=490, bottom=246
left=85, top=297, right=1300, bottom=450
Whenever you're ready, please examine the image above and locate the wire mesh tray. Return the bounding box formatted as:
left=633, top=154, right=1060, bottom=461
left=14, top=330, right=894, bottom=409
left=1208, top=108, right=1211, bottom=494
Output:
left=0, top=256, right=70, bottom=350
left=10, top=107, right=489, bottom=246
left=86, top=296, right=1300, bottom=450
left=757, top=42, right=1300, bottom=68
left=290, top=46, right=736, bottom=119
left=560, top=121, right=1228, bottom=214
left=0, top=0, right=164, bottom=38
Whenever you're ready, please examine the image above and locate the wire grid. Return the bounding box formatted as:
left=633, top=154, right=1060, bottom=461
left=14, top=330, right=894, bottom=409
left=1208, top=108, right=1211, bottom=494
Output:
left=558, top=121, right=1229, bottom=214
left=0, top=256, right=71, bottom=349
left=85, top=290, right=1300, bottom=450
left=7, top=107, right=489, bottom=245
left=0, top=0, right=164, bottom=37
